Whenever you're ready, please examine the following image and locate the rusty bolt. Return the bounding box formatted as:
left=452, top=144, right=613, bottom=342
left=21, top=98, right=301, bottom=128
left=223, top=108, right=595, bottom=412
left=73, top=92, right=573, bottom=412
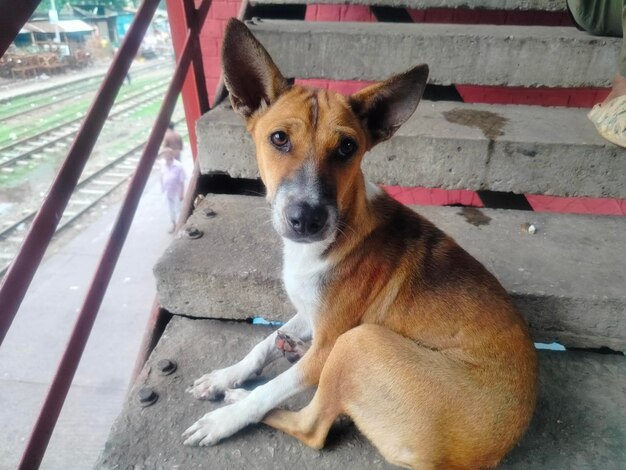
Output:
left=184, top=226, right=203, bottom=239
left=156, top=359, right=177, bottom=376
left=137, top=387, right=158, bottom=407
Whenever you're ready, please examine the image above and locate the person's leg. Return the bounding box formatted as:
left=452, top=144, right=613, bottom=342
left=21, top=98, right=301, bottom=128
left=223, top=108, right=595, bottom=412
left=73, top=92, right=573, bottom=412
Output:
left=167, top=197, right=177, bottom=233
left=172, top=195, right=181, bottom=221
left=611, top=2, right=626, bottom=103
left=568, top=0, right=625, bottom=104
left=599, top=1, right=626, bottom=104
left=567, top=0, right=622, bottom=37
left=570, top=0, right=626, bottom=146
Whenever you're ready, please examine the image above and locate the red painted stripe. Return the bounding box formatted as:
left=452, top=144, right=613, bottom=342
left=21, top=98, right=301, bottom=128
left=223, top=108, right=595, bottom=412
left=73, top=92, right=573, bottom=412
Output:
left=382, top=185, right=484, bottom=207
left=409, top=8, right=572, bottom=26
left=527, top=194, right=626, bottom=216
left=456, top=85, right=610, bottom=108
left=381, top=185, right=626, bottom=216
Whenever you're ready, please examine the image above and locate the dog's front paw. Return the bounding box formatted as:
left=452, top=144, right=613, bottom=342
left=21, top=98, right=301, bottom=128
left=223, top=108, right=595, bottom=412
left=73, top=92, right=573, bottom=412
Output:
left=224, top=388, right=251, bottom=404
left=183, top=407, right=242, bottom=446
left=187, top=369, right=234, bottom=401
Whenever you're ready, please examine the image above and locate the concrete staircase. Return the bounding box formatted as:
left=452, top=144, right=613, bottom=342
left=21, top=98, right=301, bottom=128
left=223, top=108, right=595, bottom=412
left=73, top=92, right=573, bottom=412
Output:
left=245, top=20, right=619, bottom=87
left=98, top=1, right=626, bottom=468
left=198, top=101, right=624, bottom=198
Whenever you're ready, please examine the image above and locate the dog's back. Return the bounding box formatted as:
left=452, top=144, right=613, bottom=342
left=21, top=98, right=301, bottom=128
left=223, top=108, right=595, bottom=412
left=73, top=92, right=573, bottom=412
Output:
left=285, top=191, right=538, bottom=469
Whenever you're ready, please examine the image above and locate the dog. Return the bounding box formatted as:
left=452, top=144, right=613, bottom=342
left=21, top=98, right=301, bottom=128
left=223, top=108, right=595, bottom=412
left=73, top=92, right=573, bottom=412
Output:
left=184, top=18, right=537, bottom=470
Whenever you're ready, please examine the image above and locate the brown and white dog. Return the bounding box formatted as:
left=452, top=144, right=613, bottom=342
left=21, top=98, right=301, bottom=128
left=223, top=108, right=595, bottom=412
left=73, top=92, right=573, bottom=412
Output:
left=184, top=18, right=537, bottom=469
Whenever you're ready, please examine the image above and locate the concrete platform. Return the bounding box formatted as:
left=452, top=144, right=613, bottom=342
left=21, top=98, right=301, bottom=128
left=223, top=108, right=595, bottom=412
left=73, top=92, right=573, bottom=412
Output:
left=246, top=19, right=620, bottom=87
left=197, top=101, right=625, bottom=199
left=0, top=166, right=188, bottom=468
left=97, top=317, right=626, bottom=469
left=250, top=0, right=567, bottom=10
left=154, top=194, right=626, bottom=351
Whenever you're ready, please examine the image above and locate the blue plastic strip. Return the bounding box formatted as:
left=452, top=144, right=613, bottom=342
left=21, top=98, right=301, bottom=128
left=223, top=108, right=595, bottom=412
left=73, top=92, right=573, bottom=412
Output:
left=534, top=342, right=566, bottom=351
left=251, top=316, right=285, bottom=327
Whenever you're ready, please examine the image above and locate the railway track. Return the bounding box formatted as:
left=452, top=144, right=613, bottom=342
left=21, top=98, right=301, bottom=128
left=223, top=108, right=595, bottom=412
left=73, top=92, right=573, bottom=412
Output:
left=0, top=80, right=170, bottom=170
left=0, top=61, right=170, bottom=121
left=0, top=125, right=187, bottom=276
left=0, top=77, right=103, bottom=121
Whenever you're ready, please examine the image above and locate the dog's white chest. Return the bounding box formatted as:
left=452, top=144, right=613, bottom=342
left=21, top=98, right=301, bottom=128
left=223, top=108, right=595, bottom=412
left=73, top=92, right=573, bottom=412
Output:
left=282, top=240, right=330, bottom=321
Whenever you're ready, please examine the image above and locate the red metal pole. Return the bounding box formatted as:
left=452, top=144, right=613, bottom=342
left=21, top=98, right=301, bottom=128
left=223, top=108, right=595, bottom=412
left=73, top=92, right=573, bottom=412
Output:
left=166, top=0, right=213, bottom=158
left=183, top=0, right=212, bottom=115
left=0, top=0, right=162, bottom=347
left=17, top=31, right=197, bottom=470
left=131, top=297, right=168, bottom=382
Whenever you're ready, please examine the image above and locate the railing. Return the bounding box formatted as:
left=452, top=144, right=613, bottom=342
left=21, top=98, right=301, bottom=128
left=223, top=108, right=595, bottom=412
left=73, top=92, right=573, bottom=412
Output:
left=0, top=0, right=212, bottom=467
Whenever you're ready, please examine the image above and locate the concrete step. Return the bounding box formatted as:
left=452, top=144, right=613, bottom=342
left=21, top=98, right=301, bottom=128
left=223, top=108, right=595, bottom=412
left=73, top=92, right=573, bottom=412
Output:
left=250, top=0, right=567, bottom=10
left=247, top=19, right=619, bottom=87
left=97, top=317, right=626, bottom=469
left=154, top=194, right=626, bottom=351
left=197, top=101, right=625, bottom=199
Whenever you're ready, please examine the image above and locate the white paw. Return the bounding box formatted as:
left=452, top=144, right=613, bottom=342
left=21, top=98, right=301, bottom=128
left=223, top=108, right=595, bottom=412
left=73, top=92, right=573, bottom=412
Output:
left=224, top=388, right=251, bottom=404
left=187, top=368, right=238, bottom=401
left=182, top=406, right=244, bottom=446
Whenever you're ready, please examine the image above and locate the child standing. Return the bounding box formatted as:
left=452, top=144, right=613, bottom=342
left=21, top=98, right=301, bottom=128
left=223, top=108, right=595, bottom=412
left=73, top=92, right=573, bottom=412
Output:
left=160, top=148, right=185, bottom=233
left=163, top=121, right=184, bottom=160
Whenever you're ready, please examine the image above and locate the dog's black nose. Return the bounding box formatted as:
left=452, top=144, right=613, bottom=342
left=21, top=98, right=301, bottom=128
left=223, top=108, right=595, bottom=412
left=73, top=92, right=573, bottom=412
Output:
left=285, top=202, right=328, bottom=238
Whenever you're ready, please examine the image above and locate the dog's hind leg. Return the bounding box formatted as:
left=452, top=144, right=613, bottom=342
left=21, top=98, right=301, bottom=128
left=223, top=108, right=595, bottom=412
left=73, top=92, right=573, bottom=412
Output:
left=262, top=362, right=342, bottom=450
left=263, top=323, right=475, bottom=469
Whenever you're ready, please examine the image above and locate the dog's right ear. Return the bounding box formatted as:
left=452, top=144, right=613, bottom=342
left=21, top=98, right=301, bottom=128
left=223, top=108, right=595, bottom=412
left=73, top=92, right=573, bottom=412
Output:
left=222, top=19, right=290, bottom=118
left=349, top=64, right=429, bottom=148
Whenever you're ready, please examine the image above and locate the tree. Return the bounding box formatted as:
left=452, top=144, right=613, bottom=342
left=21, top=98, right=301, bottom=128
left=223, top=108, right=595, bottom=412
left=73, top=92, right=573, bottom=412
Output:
left=36, top=1, right=131, bottom=14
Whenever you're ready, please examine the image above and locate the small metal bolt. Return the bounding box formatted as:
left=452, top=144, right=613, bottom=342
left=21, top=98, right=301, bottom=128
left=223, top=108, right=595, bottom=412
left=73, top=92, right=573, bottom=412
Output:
left=137, top=387, right=158, bottom=407
left=156, top=359, right=177, bottom=376
left=184, top=226, right=203, bottom=239
left=204, top=207, right=217, bottom=218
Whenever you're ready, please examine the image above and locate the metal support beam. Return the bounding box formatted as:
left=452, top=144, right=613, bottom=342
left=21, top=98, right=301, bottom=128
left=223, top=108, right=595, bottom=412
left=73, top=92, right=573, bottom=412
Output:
left=17, top=30, right=197, bottom=469
left=165, top=0, right=213, bottom=158
left=0, top=0, right=41, bottom=57
left=184, top=0, right=211, bottom=115
left=0, top=0, right=162, bottom=348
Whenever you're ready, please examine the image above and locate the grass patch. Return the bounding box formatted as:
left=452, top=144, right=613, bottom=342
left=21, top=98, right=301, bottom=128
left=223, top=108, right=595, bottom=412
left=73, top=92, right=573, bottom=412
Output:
left=0, top=72, right=170, bottom=121
left=0, top=78, right=100, bottom=119
left=0, top=77, right=170, bottom=147
left=127, top=96, right=184, bottom=121
left=0, top=158, right=55, bottom=188
left=0, top=99, right=184, bottom=191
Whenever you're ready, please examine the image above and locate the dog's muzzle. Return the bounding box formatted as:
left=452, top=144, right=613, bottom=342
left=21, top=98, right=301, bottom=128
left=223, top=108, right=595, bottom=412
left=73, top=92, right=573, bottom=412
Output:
left=270, top=164, right=338, bottom=243
left=272, top=196, right=337, bottom=243
left=285, top=201, right=329, bottom=240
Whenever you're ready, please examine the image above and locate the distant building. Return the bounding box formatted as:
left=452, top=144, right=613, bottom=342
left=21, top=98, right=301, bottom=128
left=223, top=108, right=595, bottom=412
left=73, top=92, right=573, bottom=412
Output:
left=70, top=4, right=135, bottom=45
left=15, top=19, right=95, bottom=48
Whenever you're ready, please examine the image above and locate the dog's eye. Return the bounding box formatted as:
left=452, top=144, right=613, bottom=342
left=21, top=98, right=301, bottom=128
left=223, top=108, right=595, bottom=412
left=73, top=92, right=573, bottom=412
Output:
left=337, top=137, right=357, bottom=160
left=270, top=131, right=290, bottom=150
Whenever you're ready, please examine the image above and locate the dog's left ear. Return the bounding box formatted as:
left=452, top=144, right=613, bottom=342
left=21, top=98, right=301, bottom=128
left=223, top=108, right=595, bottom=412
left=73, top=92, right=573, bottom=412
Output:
left=350, top=64, right=429, bottom=147
left=222, top=19, right=290, bottom=119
